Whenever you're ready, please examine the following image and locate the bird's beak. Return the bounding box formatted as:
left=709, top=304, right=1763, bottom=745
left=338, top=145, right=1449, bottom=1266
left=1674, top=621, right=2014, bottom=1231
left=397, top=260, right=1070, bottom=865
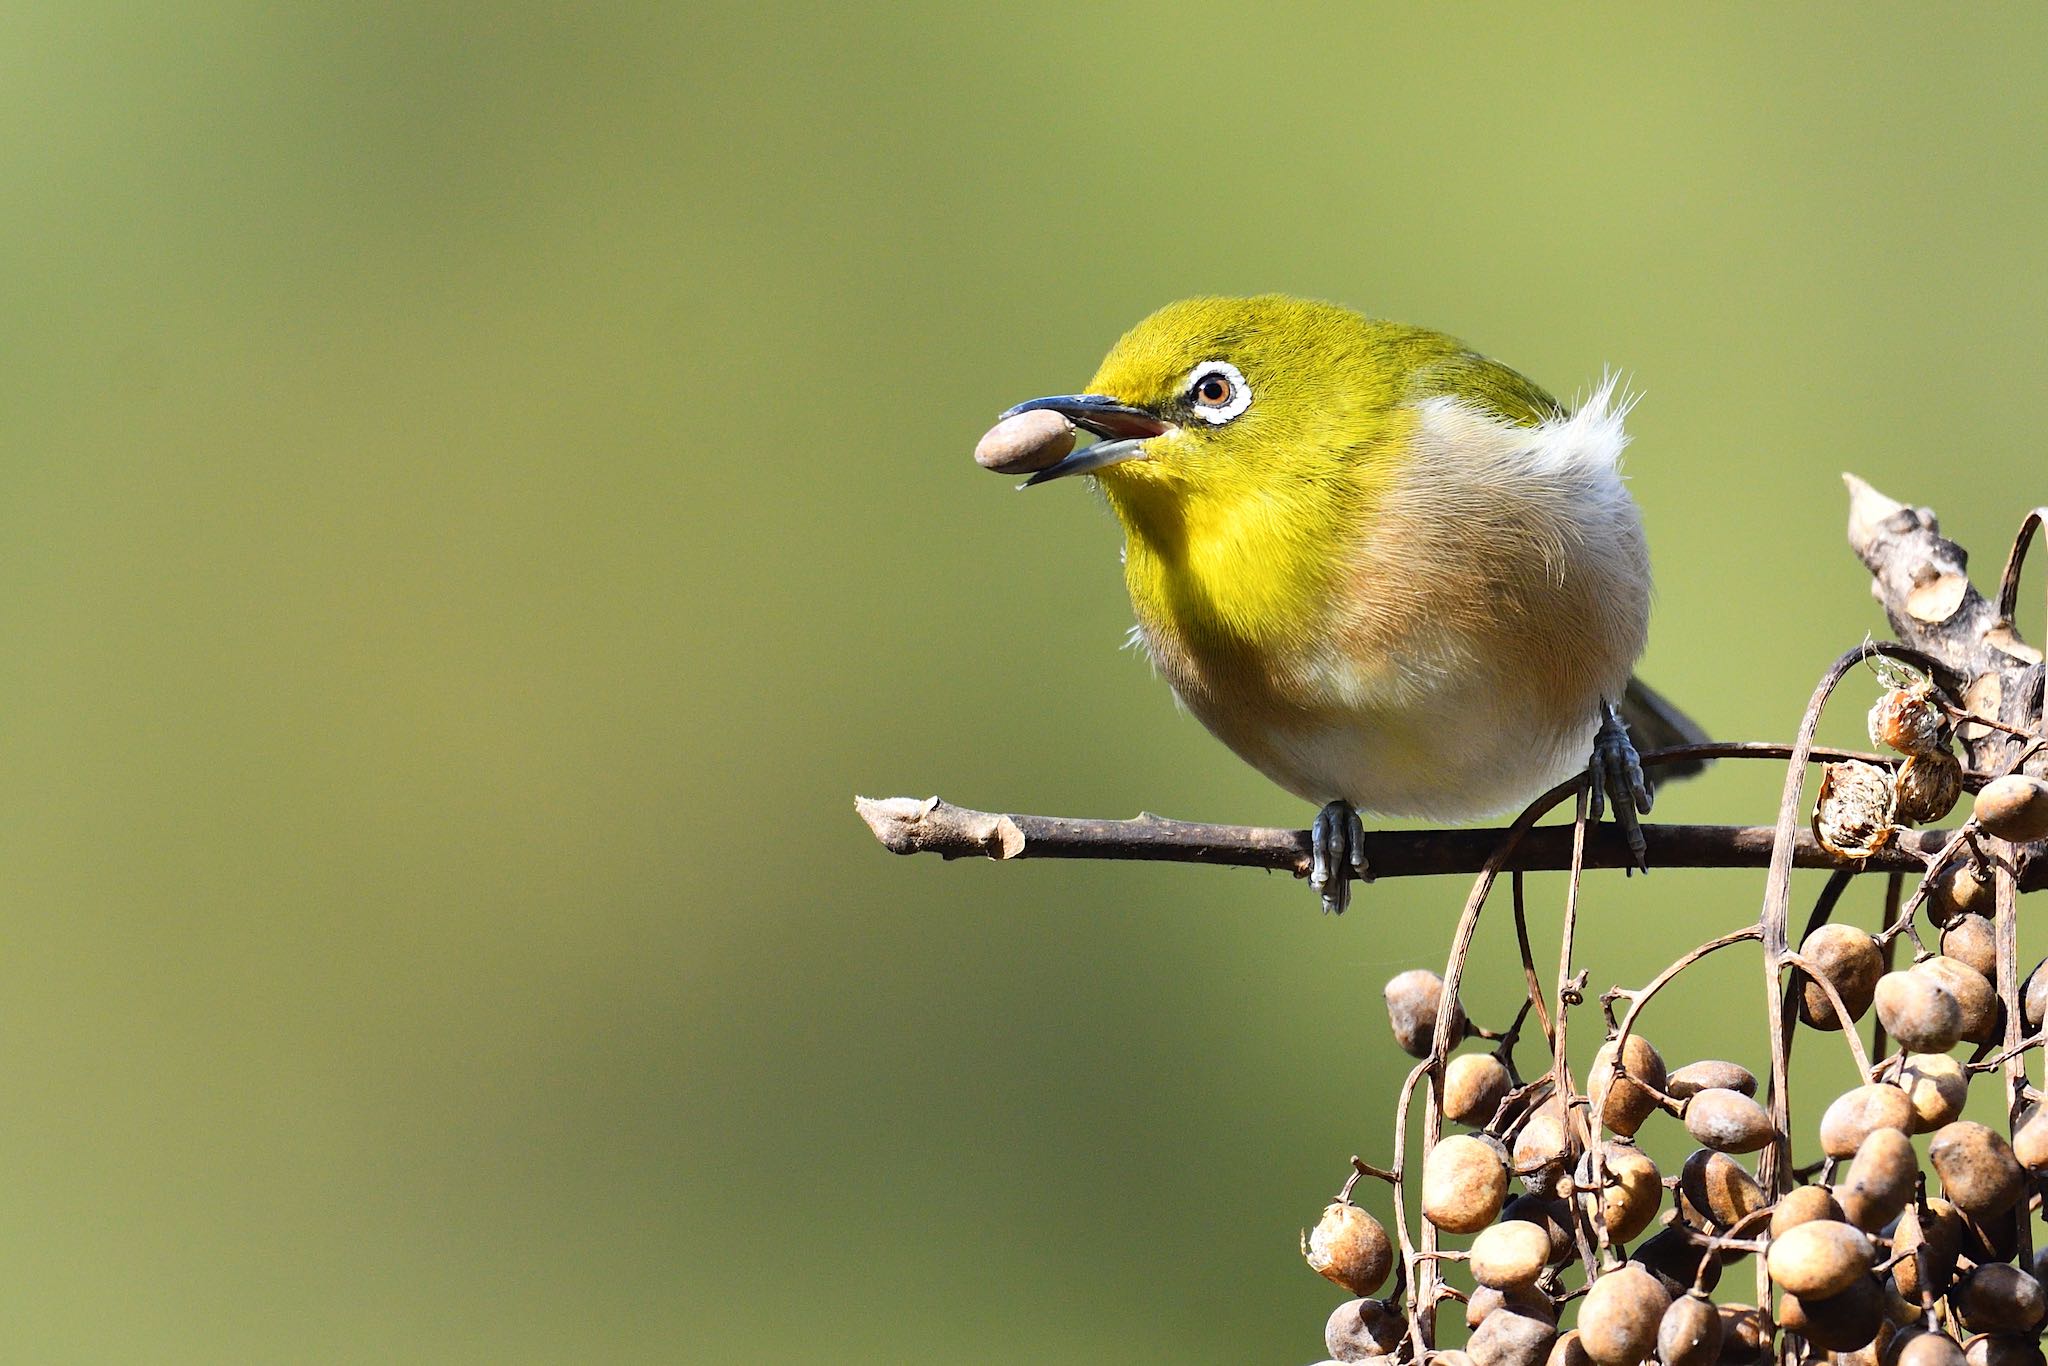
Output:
left=1000, top=394, right=1171, bottom=486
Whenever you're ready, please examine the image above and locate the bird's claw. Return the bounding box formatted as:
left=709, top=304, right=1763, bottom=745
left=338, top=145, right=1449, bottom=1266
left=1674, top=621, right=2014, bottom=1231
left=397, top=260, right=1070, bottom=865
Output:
left=1588, top=700, right=1652, bottom=871
left=1309, top=800, right=1370, bottom=914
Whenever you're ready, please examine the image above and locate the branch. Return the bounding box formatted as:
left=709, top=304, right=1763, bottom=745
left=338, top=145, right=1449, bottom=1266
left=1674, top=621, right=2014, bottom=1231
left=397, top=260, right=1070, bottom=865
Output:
left=855, top=794, right=2024, bottom=884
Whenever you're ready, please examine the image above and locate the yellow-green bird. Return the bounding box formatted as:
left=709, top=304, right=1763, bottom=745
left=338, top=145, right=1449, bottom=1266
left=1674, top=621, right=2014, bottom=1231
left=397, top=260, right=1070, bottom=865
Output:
left=987, top=295, right=1704, bottom=912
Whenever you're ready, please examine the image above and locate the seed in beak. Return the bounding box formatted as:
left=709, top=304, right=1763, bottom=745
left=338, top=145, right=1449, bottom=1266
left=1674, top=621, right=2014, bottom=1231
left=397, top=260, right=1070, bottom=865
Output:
left=974, top=409, right=1076, bottom=474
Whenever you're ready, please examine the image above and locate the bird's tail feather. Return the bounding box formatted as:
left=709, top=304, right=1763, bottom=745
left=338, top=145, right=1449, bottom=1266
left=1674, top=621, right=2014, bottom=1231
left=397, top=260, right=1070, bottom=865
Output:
left=1620, top=676, right=1711, bottom=786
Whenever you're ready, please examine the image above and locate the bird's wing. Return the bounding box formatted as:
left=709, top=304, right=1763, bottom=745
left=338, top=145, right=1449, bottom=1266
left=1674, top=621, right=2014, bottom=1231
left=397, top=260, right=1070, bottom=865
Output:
left=1408, top=348, right=1567, bottom=429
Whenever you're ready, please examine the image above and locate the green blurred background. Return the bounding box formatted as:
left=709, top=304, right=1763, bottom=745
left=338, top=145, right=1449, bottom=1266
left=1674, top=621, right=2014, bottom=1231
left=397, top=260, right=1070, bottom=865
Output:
left=4, top=4, right=2046, bottom=1361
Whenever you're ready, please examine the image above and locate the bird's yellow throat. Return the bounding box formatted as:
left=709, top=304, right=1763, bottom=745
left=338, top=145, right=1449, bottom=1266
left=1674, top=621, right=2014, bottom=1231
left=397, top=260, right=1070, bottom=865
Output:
left=1093, top=408, right=1413, bottom=655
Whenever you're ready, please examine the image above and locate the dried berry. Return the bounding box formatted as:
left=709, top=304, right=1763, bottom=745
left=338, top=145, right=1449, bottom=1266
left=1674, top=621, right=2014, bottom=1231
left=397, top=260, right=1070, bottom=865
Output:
left=1913, top=955, right=1999, bottom=1045
left=1967, top=1335, right=2048, bottom=1366
left=1683, top=1087, right=1775, bottom=1153
left=1471, top=1220, right=1552, bottom=1291
left=2012, top=1109, right=2048, bottom=1173
left=1898, top=1053, right=1969, bottom=1132
left=1835, top=1126, right=1915, bottom=1231
left=1588, top=1034, right=1667, bottom=1138
left=1939, top=914, right=1997, bottom=979
left=1892, top=1332, right=1967, bottom=1366
left=1815, top=760, right=1900, bottom=857
left=2028, top=958, right=2048, bottom=1033
left=1421, top=1134, right=1508, bottom=1233
left=1819, top=1083, right=1916, bottom=1159
left=1926, top=858, right=1995, bottom=927
left=1467, top=1285, right=1557, bottom=1331
left=1576, top=1143, right=1659, bottom=1245
left=1895, top=752, right=1964, bottom=824
left=1325, top=1297, right=1405, bottom=1361
left=1974, top=775, right=2048, bottom=843
left=1716, top=1305, right=1765, bottom=1365
left=1800, top=925, right=1885, bottom=1030
left=1767, top=1219, right=1876, bottom=1299
left=1874, top=969, right=1963, bottom=1053
left=1545, top=1329, right=1593, bottom=1366
left=1470, top=1307, right=1558, bottom=1366
left=1680, top=1148, right=1764, bottom=1230
left=1578, top=1265, right=1669, bottom=1366
left=1658, top=1291, right=1724, bottom=1366
left=1513, top=1098, right=1576, bottom=1199
left=1634, top=1225, right=1721, bottom=1296
left=1771, top=1183, right=1844, bottom=1237
left=1445, top=1052, right=1513, bottom=1127
left=1870, top=684, right=1952, bottom=757
left=1303, top=1201, right=1392, bottom=1297
left=1929, top=1121, right=2025, bottom=1219
left=1501, top=1195, right=1575, bottom=1266
left=973, top=408, right=1076, bottom=474
left=1952, top=1264, right=2048, bottom=1335
left=1385, top=969, right=1465, bottom=1059
left=1667, top=1060, right=1758, bottom=1100
left=1780, top=1273, right=1885, bottom=1352
left=1892, top=1198, right=1962, bottom=1302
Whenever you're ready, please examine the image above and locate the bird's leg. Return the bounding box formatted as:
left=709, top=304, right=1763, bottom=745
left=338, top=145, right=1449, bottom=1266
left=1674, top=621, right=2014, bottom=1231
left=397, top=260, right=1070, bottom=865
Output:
left=1587, top=699, right=1652, bottom=871
left=1309, top=799, right=1370, bottom=914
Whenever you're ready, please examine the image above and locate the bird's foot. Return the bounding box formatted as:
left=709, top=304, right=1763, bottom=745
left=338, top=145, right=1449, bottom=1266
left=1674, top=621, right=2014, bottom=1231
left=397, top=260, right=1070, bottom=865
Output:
left=1587, top=699, right=1652, bottom=871
left=1309, top=799, right=1370, bottom=914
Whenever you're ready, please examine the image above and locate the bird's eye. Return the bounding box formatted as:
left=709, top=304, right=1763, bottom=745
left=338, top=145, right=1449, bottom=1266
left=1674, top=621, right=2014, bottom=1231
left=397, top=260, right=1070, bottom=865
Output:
left=1185, top=361, right=1251, bottom=425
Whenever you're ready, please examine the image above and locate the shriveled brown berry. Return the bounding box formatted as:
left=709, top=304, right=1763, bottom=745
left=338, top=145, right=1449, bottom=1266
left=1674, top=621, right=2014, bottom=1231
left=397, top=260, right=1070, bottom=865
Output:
left=1897, top=1053, right=1969, bottom=1132
left=1636, top=1225, right=1722, bottom=1296
left=1973, top=775, right=2048, bottom=843
left=1953, top=1264, right=2048, bottom=1335
left=1546, top=1329, right=1593, bottom=1366
left=1304, top=1202, right=1392, bottom=1297
left=1589, top=1035, right=1667, bottom=1138
left=1929, top=1121, right=2025, bottom=1219
left=1325, top=1297, right=1405, bottom=1361
left=1874, top=970, right=1964, bottom=1053
left=1579, top=1265, right=1670, bottom=1366
left=1781, top=1273, right=1885, bottom=1352
left=1966, top=1336, right=2048, bottom=1366
left=1892, top=1331, right=1967, bottom=1366
left=1422, top=1134, right=1509, bottom=1233
left=1438, top=1353, right=1476, bottom=1366
left=1870, top=684, right=1952, bottom=757
left=1800, top=925, right=1885, bottom=1030
left=1660, top=1291, right=1724, bottom=1366
left=2012, top=1109, right=2048, bottom=1173
left=1820, top=1083, right=1916, bottom=1159
left=1940, top=913, right=1997, bottom=978
left=1385, top=969, right=1465, bottom=1059
left=2028, top=959, right=2048, bottom=1033
left=1771, top=1184, right=1845, bottom=1237
left=1892, top=1198, right=1962, bottom=1302
left=1471, top=1307, right=1558, bottom=1366
left=1501, top=1195, right=1575, bottom=1267
left=1836, top=1127, right=1915, bottom=1231
left=1716, top=1306, right=1765, bottom=1365
left=1681, top=1148, right=1764, bottom=1230
left=1668, top=1060, right=1758, bottom=1100
left=1575, top=1143, right=1659, bottom=1245
left=1514, top=1098, right=1577, bottom=1198
left=1445, top=1052, right=1513, bottom=1127
left=1896, top=752, right=1964, bottom=824
left=1815, top=760, right=1900, bottom=857
left=1925, top=858, right=1995, bottom=927
left=1913, top=956, right=1999, bottom=1045
left=1684, top=1088, right=1775, bottom=1153
left=1471, top=1220, right=1553, bottom=1291
left=973, top=408, right=1076, bottom=473
left=1768, top=1220, right=1876, bottom=1299
left=1467, top=1285, right=1558, bottom=1331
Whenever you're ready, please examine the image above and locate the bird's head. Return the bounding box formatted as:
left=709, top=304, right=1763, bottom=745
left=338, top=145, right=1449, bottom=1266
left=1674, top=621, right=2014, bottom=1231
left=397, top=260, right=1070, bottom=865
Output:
left=1003, top=296, right=1409, bottom=513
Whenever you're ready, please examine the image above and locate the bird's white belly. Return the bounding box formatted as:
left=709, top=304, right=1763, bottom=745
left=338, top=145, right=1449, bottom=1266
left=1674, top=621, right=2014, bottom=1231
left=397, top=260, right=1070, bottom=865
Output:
left=1138, top=382, right=1649, bottom=822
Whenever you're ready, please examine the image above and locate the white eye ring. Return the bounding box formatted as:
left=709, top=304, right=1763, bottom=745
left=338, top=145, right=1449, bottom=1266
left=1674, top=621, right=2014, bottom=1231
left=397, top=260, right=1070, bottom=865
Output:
left=1185, top=360, right=1251, bottom=425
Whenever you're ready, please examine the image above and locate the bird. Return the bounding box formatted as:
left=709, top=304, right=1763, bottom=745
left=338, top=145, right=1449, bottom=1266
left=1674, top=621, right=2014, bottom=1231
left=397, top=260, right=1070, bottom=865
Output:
left=984, top=294, right=1705, bottom=913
